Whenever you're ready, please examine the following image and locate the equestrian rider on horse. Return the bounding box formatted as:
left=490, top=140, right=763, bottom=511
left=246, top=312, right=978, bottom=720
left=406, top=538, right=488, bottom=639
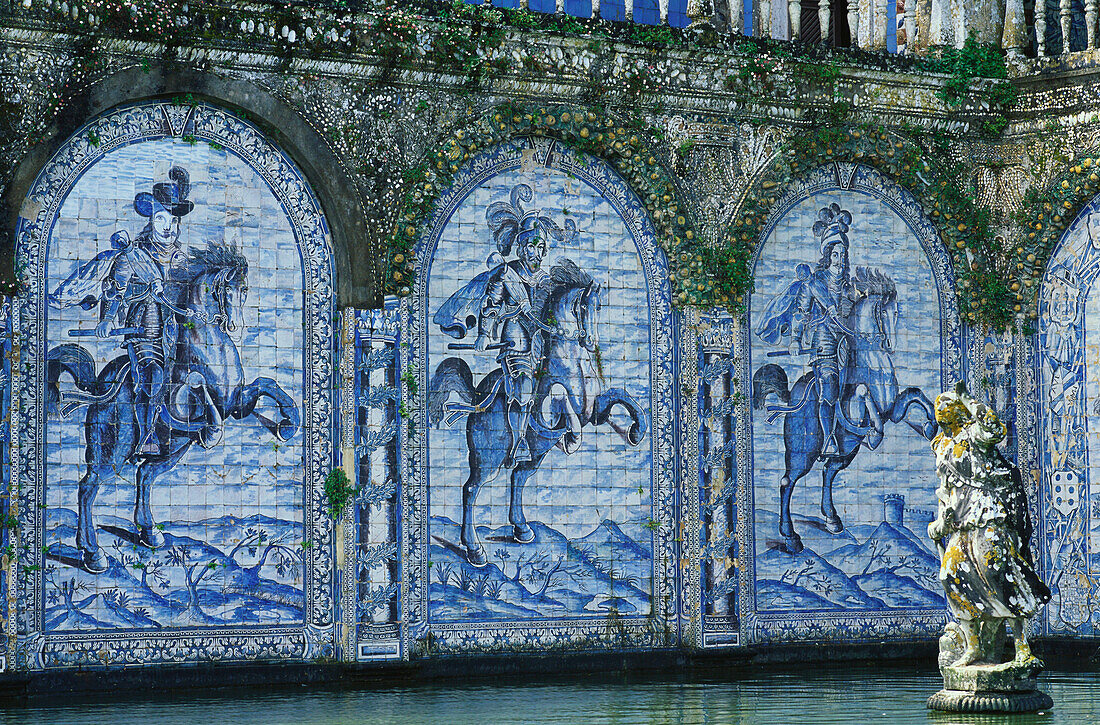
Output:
left=50, top=166, right=196, bottom=455
left=433, top=183, right=577, bottom=470
left=474, top=214, right=549, bottom=469
left=756, top=203, right=862, bottom=458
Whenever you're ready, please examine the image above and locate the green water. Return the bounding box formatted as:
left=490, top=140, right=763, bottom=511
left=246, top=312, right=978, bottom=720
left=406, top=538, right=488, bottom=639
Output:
left=0, top=664, right=1090, bottom=724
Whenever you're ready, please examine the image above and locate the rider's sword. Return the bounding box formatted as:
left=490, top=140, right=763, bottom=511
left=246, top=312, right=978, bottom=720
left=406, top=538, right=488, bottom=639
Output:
left=448, top=341, right=513, bottom=350
left=767, top=346, right=812, bottom=357
left=68, top=327, right=145, bottom=337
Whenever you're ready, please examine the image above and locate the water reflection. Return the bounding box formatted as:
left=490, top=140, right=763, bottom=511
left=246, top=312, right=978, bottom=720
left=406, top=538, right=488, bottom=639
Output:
left=0, top=663, right=1085, bottom=724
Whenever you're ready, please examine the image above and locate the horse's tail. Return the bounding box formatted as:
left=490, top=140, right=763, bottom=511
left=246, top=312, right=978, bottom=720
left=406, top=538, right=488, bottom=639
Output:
left=428, top=357, right=477, bottom=427
left=46, top=343, right=98, bottom=418
left=752, top=363, right=791, bottom=410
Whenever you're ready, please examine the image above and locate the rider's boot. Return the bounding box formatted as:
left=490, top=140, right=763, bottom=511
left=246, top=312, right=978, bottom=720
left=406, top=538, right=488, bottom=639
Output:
left=503, top=400, right=532, bottom=469
left=137, top=398, right=163, bottom=455
left=819, top=399, right=839, bottom=458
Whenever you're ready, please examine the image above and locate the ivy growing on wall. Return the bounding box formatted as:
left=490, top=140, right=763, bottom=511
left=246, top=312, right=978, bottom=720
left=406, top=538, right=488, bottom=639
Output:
left=730, top=124, right=1016, bottom=330
left=384, top=101, right=722, bottom=307
left=926, top=36, right=1017, bottom=139
left=384, top=108, right=1030, bottom=327
left=1015, top=156, right=1100, bottom=309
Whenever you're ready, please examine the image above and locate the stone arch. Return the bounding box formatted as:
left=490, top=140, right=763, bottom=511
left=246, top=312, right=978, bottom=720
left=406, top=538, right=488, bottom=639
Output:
left=725, top=125, right=1005, bottom=327
left=1017, top=154, right=1100, bottom=315
left=0, top=63, right=373, bottom=306
left=12, top=98, right=336, bottom=667
left=383, top=102, right=713, bottom=305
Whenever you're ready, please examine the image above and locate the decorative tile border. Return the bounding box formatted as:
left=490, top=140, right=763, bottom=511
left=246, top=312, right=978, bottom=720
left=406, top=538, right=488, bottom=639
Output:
left=345, top=306, right=402, bottom=660
left=406, top=137, right=677, bottom=653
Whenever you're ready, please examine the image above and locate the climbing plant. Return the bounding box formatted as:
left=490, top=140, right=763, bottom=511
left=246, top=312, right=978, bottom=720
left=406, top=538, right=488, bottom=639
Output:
left=927, top=35, right=1016, bottom=138
left=1015, top=156, right=1100, bottom=310
left=728, top=124, right=1016, bottom=330
left=383, top=101, right=719, bottom=306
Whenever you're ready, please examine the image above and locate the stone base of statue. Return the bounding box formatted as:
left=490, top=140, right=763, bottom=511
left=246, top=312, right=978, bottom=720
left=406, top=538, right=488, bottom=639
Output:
left=927, top=624, right=1053, bottom=713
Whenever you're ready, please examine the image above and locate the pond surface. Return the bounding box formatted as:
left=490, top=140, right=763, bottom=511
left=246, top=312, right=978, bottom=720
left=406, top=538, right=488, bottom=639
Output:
left=1, top=662, right=1091, bottom=724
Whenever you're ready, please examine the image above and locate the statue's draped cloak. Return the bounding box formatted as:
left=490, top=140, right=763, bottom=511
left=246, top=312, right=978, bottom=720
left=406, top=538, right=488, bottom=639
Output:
left=932, top=435, right=1051, bottom=620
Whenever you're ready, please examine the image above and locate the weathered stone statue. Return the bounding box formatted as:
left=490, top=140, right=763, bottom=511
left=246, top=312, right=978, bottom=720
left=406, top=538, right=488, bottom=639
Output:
left=926, top=382, right=1053, bottom=713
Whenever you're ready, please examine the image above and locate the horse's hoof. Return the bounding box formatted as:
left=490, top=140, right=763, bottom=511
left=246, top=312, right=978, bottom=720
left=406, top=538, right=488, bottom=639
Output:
left=561, top=433, right=580, bottom=455
left=81, top=548, right=108, bottom=574
left=198, top=426, right=223, bottom=450
left=824, top=516, right=844, bottom=534
left=138, top=527, right=165, bottom=550
left=465, top=546, right=487, bottom=568
left=276, top=418, right=297, bottom=442
left=781, top=535, right=804, bottom=555
left=513, top=523, right=535, bottom=544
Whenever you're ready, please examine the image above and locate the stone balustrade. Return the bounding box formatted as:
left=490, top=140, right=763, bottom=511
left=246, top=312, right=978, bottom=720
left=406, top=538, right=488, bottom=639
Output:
left=459, top=0, right=1100, bottom=59
left=6, top=0, right=1100, bottom=61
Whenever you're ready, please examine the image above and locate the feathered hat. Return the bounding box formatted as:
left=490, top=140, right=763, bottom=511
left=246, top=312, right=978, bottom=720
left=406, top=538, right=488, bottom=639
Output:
left=134, top=166, right=194, bottom=218
left=812, top=203, right=852, bottom=255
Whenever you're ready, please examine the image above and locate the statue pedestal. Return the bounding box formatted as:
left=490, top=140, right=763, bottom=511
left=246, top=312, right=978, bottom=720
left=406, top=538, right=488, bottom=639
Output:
left=927, top=688, right=1053, bottom=713
left=928, top=637, right=1053, bottom=713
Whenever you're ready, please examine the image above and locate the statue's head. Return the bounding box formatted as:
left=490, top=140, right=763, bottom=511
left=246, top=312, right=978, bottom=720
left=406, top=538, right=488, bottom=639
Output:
left=934, top=393, right=969, bottom=437
left=935, top=381, right=1007, bottom=448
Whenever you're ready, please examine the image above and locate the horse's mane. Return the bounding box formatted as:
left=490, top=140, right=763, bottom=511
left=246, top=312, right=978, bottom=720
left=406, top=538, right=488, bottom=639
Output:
left=169, top=242, right=248, bottom=300
left=853, top=266, right=896, bottom=301
left=533, top=258, right=595, bottom=319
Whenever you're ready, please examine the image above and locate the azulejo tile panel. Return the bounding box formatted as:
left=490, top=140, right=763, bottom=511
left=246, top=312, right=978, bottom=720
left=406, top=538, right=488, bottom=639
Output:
left=11, top=101, right=335, bottom=668
left=408, top=136, right=676, bottom=652
left=738, top=162, right=962, bottom=643
left=1034, top=198, right=1100, bottom=637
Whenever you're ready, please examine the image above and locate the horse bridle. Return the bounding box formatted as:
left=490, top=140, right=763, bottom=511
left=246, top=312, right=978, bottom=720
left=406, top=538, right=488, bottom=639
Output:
left=524, top=283, right=598, bottom=343
left=207, top=268, right=238, bottom=333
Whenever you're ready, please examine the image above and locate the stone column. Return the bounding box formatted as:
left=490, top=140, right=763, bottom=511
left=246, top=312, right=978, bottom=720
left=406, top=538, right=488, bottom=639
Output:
left=915, top=0, right=933, bottom=51
left=758, top=0, right=773, bottom=38
left=928, top=0, right=956, bottom=47
left=1003, top=0, right=1028, bottom=57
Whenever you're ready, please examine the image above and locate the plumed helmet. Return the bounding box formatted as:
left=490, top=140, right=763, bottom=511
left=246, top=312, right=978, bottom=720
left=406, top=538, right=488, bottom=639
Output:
left=812, top=203, right=852, bottom=255
left=486, top=183, right=578, bottom=258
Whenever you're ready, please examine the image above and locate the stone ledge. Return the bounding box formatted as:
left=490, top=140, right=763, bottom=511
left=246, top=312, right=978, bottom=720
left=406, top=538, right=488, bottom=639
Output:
left=941, top=658, right=1042, bottom=693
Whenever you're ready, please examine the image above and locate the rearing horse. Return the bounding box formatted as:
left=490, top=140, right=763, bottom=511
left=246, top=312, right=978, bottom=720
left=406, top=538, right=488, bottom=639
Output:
left=47, top=243, right=301, bottom=574
left=429, top=259, right=648, bottom=567
left=752, top=267, right=937, bottom=554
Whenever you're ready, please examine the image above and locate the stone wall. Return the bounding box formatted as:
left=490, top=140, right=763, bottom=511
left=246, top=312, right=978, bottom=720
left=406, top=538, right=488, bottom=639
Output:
left=1, top=9, right=1100, bottom=672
